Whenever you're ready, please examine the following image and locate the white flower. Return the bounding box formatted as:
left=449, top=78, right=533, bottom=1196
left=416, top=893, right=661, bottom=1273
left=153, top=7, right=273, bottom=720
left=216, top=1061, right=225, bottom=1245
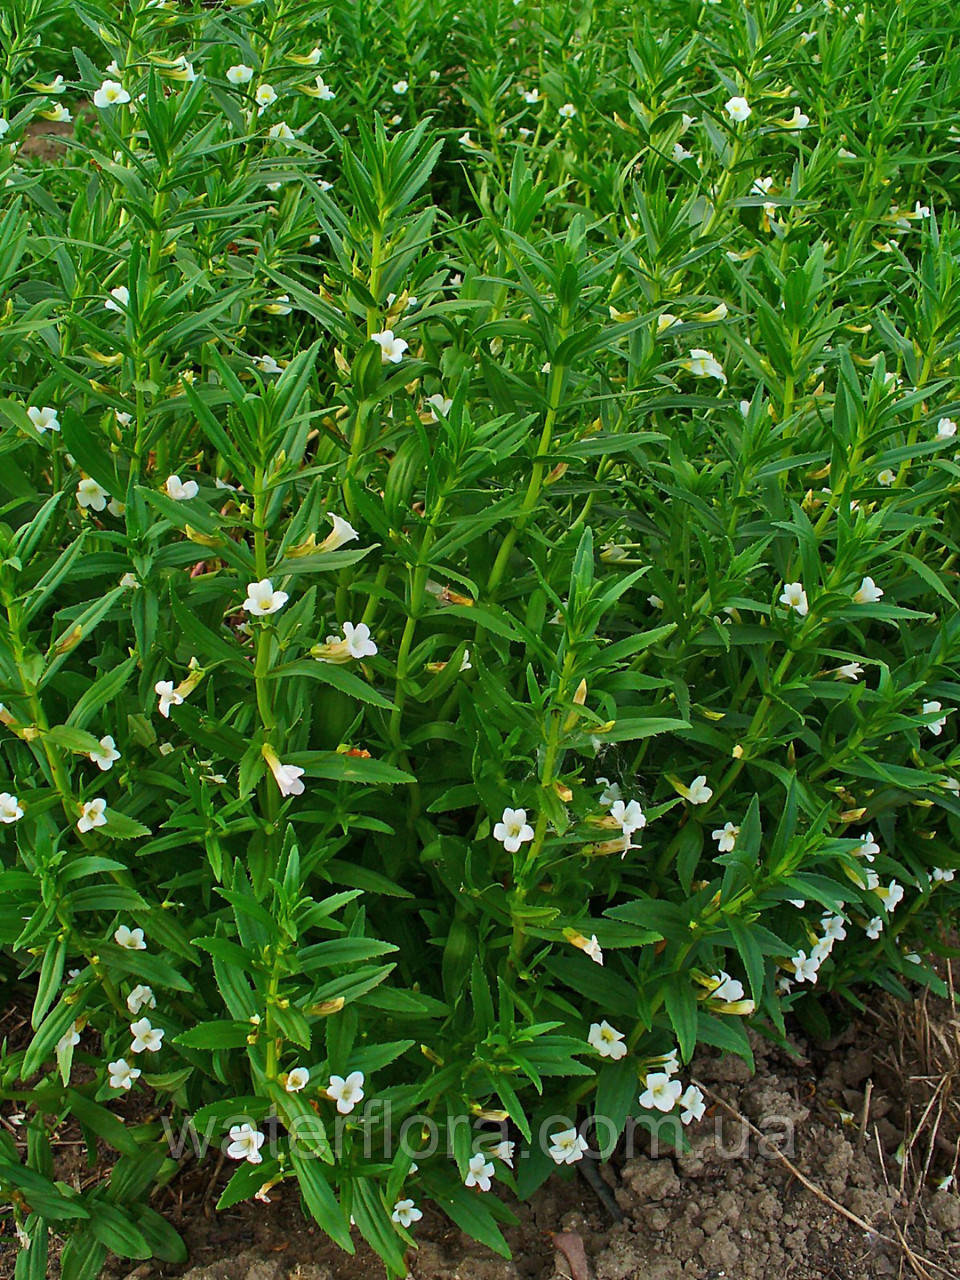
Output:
left=779, top=581, right=809, bottom=616
left=559, top=102, right=577, bottom=119
left=609, top=799, right=646, bottom=839
left=251, top=354, right=282, bottom=374
left=165, top=474, right=199, bottom=501
left=155, top=679, right=183, bottom=718
left=93, top=80, right=130, bottom=108
left=598, top=777, right=622, bottom=807
left=820, top=914, right=847, bottom=943
left=77, top=477, right=109, bottom=511
left=464, top=1152, right=495, bottom=1191
left=243, top=578, right=289, bottom=616
left=44, top=103, right=72, bottom=123
left=491, top=1140, right=515, bottom=1167
left=392, top=1198, right=422, bottom=1228
left=104, top=286, right=129, bottom=314
left=523, top=88, right=540, bottom=103
left=639, top=1072, right=684, bottom=1112
left=285, top=1067, right=310, bottom=1093
left=855, top=831, right=879, bottom=862
left=168, top=56, right=196, bottom=83
left=57, top=1022, right=81, bottom=1053
left=709, top=971, right=745, bottom=1003
left=724, top=95, right=751, bottom=122
left=88, top=735, right=121, bottom=771
left=673, top=142, right=693, bottom=161
left=582, top=934, right=604, bottom=965
left=114, top=925, right=145, bottom=950
left=129, top=1017, right=165, bottom=1053
left=254, top=83, right=277, bottom=112
left=711, top=821, right=740, bottom=852
left=392, top=79, right=409, bottom=94
left=679, top=1084, right=706, bottom=1124
left=314, top=75, right=336, bottom=100
left=227, top=1123, right=265, bottom=1163
left=548, top=1127, right=589, bottom=1164
left=931, top=867, right=955, bottom=884
left=493, top=807, right=535, bottom=853
left=863, top=869, right=880, bottom=891
left=876, top=880, right=904, bottom=913
left=876, top=468, right=897, bottom=487
left=922, top=700, right=948, bottom=735
left=320, top=513, right=359, bottom=551
left=811, top=936, right=833, bottom=964
left=263, top=295, right=292, bottom=315
left=108, top=1058, right=141, bottom=1090
left=267, top=121, right=295, bottom=141
left=791, top=949, right=820, bottom=983
left=0, top=792, right=24, bottom=823
left=783, top=106, right=810, bottom=129
left=657, top=312, right=680, bottom=334
left=587, top=1020, right=628, bottom=1060
left=343, top=620, right=377, bottom=658
left=27, top=405, right=60, bottom=434
left=371, top=329, right=408, bottom=363
left=78, top=797, right=107, bottom=832
left=326, top=1070, right=365, bottom=1114
left=267, top=757, right=305, bottom=798
left=936, top=417, right=957, bottom=440
left=852, top=576, right=883, bottom=604
left=913, top=201, right=931, bottom=219
left=685, top=775, right=713, bottom=805
left=314, top=621, right=378, bottom=663
left=659, top=1049, right=681, bottom=1076
left=126, top=984, right=156, bottom=1014
left=866, top=916, right=883, bottom=939
left=681, top=348, right=726, bottom=383
left=227, top=64, right=254, bottom=85
left=426, top=393, right=453, bottom=420
left=836, top=662, right=863, bottom=681
left=455, top=650, right=476, bottom=680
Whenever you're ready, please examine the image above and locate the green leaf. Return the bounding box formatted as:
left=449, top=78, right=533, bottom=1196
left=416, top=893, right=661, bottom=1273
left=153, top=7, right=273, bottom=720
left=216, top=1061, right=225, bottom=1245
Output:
left=595, top=1057, right=638, bottom=1148
left=173, top=1021, right=254, bottom=1050
left=65, top=1091, right=140, bottom=1157
left=270, top=659, right=397, bottom=710
left=290, top=1147, right=355, bottom=1254
left=293, top=751, right=415, bottom=786
left=0, top=1161, right=89, bottom=1221
left=663, top=975, right=698, bottom=1063
left=88, top=1203, right=151, bottom=1259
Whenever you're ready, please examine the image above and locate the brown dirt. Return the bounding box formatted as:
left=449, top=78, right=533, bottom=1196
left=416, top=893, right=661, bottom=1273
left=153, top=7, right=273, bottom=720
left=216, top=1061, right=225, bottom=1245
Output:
left=2, top=987, right=959, bottom=1280
left=17, top=118, right=75, bottom=161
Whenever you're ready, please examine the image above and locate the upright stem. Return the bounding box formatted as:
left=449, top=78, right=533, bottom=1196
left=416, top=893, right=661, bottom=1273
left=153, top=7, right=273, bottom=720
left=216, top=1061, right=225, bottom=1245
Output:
left=487, top=317, right=570, bottom=596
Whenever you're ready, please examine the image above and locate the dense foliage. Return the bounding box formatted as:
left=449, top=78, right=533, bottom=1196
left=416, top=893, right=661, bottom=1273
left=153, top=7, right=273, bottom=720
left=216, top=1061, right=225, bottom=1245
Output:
left=1, top=0, right=959, bottom=1273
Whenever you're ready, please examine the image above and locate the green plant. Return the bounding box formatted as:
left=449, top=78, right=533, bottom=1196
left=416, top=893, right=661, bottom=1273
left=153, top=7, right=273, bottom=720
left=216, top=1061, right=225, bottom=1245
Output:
left=1, top=0, right=959, bottom=1274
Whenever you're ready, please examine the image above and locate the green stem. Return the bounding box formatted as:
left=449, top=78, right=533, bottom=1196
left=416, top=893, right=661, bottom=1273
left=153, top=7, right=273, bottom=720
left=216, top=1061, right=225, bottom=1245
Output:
left=487, top=338, right=570, bottom=596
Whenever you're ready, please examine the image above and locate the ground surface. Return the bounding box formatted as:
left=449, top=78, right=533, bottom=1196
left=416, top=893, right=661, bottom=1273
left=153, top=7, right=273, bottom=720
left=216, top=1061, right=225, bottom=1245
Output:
left=70, top=986, right=956, bottom=1280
